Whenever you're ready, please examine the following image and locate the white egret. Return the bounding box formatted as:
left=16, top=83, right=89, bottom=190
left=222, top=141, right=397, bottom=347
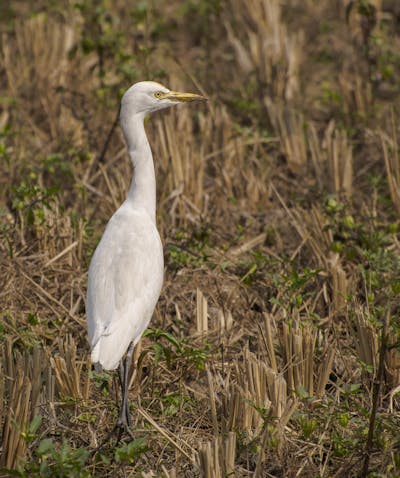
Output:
left=86, top=81, right=206, bottom=435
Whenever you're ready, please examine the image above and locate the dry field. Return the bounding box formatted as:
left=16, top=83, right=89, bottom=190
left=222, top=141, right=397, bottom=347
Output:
left=1, top=0, right=400, bottom=476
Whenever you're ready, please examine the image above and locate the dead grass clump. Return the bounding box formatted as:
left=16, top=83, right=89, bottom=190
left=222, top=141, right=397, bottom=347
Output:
left=352, top=305, right=378, bottom=371
left=0, top=340, right=50, bottom=469
left=154, top=107, right=208, bottom=225
left=265, top=100, right=307, bottom=172
left=280, top=316, right=335, bottom=398
left=226, top=345, right=297, bottom=438
left=381, top=119, right=400, bottom=214
left=153, top=103, right=273, bottom=229
left=50, top=335, right=90, bottom=401
left=309, top=120, right=353, bottom=198
left=225, top=0, right=303, bottom=102
left=328, top=252, right=348, bottom=313
left=351, top=305, right=400, bottom=391
left=2, top=14, right=77, bottom=141
left=338, top=70, right=374, bottom=119
left=197, top=432, right=236, bottom=478
left=386, top=328, right=400, bottom=390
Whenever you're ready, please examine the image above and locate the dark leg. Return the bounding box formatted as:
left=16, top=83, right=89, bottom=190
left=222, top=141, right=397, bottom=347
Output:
left=114, top=361, right=126, bottom=444
left=91, top=342, right=136, bottom=454
left=118, top=341, right=135, bottom=428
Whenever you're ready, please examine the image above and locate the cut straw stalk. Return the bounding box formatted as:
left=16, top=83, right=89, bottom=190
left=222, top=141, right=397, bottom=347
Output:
left=0, top=340, right=49, bottom=469
left=381, top=122, right=400, bottom=214
left=196, top=288, right=208, bottom=334
left=50, top=336, right=90, bottom=400
left=137, top=407, right=195, bottom=463
left=197, top=433, right=236, bottom=478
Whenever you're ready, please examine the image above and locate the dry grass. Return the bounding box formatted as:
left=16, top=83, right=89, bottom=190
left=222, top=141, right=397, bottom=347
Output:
left=1, top=1, right=400, bottom=477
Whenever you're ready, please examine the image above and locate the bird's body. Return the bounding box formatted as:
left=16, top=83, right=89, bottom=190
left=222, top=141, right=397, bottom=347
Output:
left=87, top=203, right=163, bottom=370
left=86, top=81, right=206, bottom=436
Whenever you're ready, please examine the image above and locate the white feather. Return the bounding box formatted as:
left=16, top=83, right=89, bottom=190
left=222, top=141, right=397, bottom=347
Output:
left=87, top=205, right=163, bottom=370
left=86, top=81, right=205, bottom=372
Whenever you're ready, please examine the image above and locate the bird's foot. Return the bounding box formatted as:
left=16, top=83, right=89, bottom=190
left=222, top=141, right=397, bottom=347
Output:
left=90, top=414, right=135, bottom=455
left=115, top=418, right=136, bottom=442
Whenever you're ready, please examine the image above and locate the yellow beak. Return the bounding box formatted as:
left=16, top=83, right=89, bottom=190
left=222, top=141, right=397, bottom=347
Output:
left=164, top=91, right=207, bottom=102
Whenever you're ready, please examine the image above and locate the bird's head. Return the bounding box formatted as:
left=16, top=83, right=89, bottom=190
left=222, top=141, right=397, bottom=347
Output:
left=121, top=81, right=207, bottom=117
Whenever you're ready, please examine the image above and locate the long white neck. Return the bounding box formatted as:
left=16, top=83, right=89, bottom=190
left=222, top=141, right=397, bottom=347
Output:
left=121, top=112, right=156, bottom=221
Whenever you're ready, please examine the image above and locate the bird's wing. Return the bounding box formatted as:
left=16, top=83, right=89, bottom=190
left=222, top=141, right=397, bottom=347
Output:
left=86, top=209, right=163, bottom=370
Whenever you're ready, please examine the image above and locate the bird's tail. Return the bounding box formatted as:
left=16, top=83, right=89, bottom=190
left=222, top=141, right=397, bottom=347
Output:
left=90, top=325, right=135, bottom=371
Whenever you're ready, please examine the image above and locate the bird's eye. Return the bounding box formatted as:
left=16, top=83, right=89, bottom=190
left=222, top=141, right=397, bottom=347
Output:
left=154, top=91, right=163, bottom=99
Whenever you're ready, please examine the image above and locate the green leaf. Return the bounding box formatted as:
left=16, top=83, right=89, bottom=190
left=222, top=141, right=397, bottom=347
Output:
left=36, top=438, right=54, bottom=456
left=114, top=438, right=149, bottom=464
left=27, top=415, right=42, bottom=434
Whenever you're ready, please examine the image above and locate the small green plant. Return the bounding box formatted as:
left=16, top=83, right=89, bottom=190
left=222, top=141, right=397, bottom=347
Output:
left=5, top=437, right=90, bottom=478
left=114, top=437, right=149, bottom=465
left=271, top=265, right=319, bottom=310
left=12, top=181, right=58, bottom=229
left=73, top=0, right=152, bottom=105
left=89, top=370, right=112, bottom=396
left=162, top=392, right=191, bottom=416
left=145, top=328, right=210, bottom=370
left=321, top=81, right=343, bottom=107
left=20, top=416, right=42, bottom=445
left=167, top=227, right=212, bottom=270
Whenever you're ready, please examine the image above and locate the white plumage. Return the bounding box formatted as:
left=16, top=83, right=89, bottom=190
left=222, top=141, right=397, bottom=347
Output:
left=87, top=207, right=163, bottom=370
left=86, top=81, right=206, bottom=378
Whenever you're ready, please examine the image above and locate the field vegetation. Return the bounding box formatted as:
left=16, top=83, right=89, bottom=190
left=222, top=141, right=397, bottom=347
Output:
left=1, top=0, right=400, bottom=476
